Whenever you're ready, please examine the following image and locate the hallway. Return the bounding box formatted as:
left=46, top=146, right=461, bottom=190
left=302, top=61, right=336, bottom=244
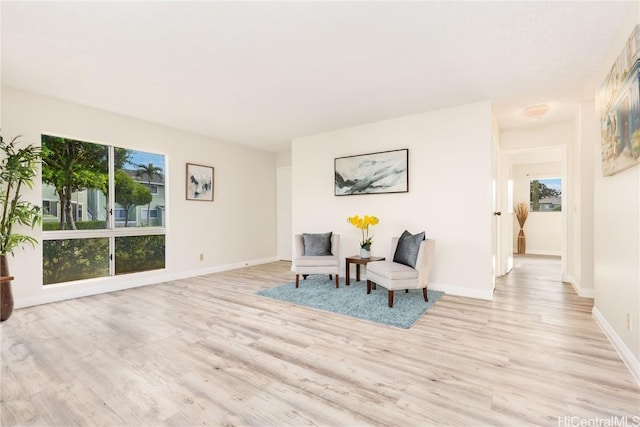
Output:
left=495, top=255, right=583, bottom=311
left=494, top=254, right=599, bottom=334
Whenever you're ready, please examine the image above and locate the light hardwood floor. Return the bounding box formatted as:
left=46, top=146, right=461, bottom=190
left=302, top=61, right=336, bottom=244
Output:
left=1, top=256, right=639, bottom=426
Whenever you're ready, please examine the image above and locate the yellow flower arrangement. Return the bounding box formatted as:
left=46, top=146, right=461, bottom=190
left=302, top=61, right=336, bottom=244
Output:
left=347, top=214, right=379, bottom=250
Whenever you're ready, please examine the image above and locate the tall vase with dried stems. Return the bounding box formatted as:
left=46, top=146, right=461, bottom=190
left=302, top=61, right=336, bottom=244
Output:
left=515, top=203, right=529, bottom=255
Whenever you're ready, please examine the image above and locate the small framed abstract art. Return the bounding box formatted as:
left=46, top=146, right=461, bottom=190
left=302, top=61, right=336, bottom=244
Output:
left=335, top=149, right=409, bottom=196
left=186, top=163, right=214, bottom=201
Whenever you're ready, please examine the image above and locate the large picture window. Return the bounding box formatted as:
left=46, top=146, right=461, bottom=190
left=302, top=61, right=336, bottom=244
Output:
left=41, top=135, right=166, bottom=285
left=529, top=178, right=562, bottom=212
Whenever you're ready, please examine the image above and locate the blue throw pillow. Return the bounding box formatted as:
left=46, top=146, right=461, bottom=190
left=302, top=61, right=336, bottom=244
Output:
left=303, top=232, right=333, bottom=256
left=393, top=230, right=425, bottom=268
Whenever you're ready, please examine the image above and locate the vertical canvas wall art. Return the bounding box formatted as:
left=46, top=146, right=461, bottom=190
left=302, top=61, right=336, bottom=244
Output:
left=335, top=149, right=408, bottom=196
left=186, top=163, right=214, bottom=201
left=599, top=24, right=640, bottom=176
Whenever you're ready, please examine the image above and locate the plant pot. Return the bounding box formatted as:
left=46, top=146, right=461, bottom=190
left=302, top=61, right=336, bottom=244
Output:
left=360, top=248, right=371, bottom=259
left=1, top=255, right=14, bottom=322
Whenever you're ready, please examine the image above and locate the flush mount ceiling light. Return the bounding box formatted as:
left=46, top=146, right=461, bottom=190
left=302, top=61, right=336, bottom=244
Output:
left=523, top=103, right=551, bottom=119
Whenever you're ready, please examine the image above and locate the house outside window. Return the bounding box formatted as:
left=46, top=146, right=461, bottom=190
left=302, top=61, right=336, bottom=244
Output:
left=42, top=200, right=58, bottom=217
left=71, top=202, right=83, bottom=221
left=141, top=209, right=158, bottom=219
left=113, top=208, right=127, bottom=221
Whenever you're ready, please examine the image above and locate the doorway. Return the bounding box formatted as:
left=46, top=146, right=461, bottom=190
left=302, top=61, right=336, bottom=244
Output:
left=499, top=146, right=568, bottom=285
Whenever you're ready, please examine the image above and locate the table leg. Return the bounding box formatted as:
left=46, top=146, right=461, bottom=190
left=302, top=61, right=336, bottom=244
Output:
left=356, top=264, right=361, bottom=282
left=346, top=260, right=350, bottom=286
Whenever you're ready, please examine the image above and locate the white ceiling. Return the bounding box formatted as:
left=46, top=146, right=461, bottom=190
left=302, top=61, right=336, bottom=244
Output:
left=1, top=1, right=634, bottom=153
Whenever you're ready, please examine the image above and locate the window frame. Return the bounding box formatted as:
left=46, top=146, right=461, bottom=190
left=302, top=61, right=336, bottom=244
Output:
left=41, top=136, right=167, bottom=284
left=529, top=176, right=562, bottom=213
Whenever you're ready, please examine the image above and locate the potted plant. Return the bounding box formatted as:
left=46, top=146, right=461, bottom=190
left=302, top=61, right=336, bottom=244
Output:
left=347, top=214, right=379, bottom=258
left=0, top=134, right=42, bottom=321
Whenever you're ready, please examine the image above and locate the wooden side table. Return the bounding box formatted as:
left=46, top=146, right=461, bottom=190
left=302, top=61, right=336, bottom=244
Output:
left=345, top=255, right=385, bottom=286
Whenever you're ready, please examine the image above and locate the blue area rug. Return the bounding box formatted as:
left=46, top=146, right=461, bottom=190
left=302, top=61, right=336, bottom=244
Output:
left=256, top=276, right=444, bottom=329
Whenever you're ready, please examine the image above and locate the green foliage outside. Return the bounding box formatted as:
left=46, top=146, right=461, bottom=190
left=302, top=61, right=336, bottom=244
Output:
left=115, top=235, right=165, bottom=274
left=43, top=233, right=165, bottom=284
left=531, top=180, right=540, bottom=211
left=43, top=238, right=109, bottom=285
left=41, top=135, right=109, bottom=230
left=114, top=170, right=153, bottom=227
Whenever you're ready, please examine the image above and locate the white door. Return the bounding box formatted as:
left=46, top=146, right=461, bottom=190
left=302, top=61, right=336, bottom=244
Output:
left=276, top=167, right=292, bottom=261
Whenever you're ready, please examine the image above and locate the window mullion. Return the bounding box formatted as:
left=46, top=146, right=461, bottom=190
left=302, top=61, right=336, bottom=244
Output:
left=108, top=145, right=115, bottom=231
left=109, top=236, right=115, bottom=277
left=108, top=145, right=115, bottom=276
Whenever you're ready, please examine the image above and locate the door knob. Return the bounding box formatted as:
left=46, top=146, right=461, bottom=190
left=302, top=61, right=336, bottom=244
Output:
left=493, top=211, right=502, bottom=216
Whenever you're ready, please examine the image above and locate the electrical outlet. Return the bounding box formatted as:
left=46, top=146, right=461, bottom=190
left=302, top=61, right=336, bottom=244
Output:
left=199, top=253, right=204, bottom=261
left=627, top=313, right=632, bottom=331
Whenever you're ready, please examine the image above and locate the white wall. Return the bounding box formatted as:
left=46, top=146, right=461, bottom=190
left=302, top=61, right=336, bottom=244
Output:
left=292, top=101, right=494, bottom=300
left=512, top=162, right=562, bottom=256
left=501, top=122, right=573, bottom=152
left=570, top=101, right=596, bottom=296
left=592, top=4, right=640, bottom=381
left=1, top=86, right=277, bottom=308
left=276, top=166, right=292, bottom=261
left=276, top=151, right=291, bottom=168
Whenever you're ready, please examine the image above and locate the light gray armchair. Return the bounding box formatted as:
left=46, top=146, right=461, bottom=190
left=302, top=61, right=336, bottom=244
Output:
left=293, top=233, right=340, bottom=288
left=366, top=235, right=436, bottom=308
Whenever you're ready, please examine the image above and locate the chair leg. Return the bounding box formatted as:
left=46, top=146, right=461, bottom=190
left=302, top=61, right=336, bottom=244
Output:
left=302, top=274, right=308, bottom=280
left=423, top=288, right=428, bottom=302
left=335, top=274, right=339, bottom=288
left=405, top=289, right=409, bottom=293
left=366, top=280, right=372, bottom=294
left=388, top=290, right=394, bottom=308
left=295, top=274, right=300, bottom=288
left=329, top=274, right=333, bottom=280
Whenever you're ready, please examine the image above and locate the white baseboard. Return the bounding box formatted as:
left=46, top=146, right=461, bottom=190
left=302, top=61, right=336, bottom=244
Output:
left=592, top=307, right=640, bottom=386
left=429, top=282, right=493, bottom=301
left=564, top=275, right=594, bottom=298
left=163, top=257, right=279, bottom=282
left=15, top=257, right=278, bottom=309
left=522, top=250, right=562, bottom=256
left=575, top=286, right=594, bottom=298
left=344, top=269, right=493, bottom=301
